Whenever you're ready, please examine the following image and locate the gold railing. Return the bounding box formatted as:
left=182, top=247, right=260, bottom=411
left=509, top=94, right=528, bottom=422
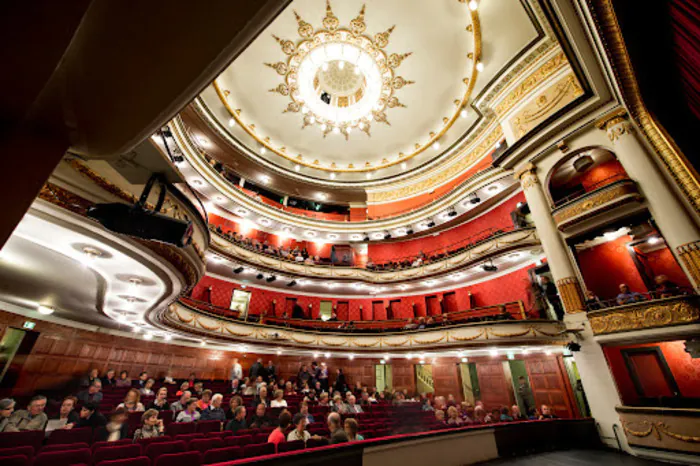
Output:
left=587, top=295, right=700, bottom=336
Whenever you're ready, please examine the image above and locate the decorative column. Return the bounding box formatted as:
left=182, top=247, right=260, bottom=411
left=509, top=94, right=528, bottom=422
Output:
left=517, top=164, right=586, bottom=314
left=597, top=110, right=700, bottom=289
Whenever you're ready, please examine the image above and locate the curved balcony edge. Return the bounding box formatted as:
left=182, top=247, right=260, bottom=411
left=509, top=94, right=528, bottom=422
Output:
left=551, top=179, right=643, bottom=231
left=154, top=300, right=567, bottom=352
left=209, top=227, right=540, bottom=283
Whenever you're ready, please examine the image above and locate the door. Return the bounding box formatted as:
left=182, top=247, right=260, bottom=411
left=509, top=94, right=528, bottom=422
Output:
left=426, top=296, right=440, bottom=316
left=476, top=361, right=514, bottom=409
left=375, top=364, right=393, bottom=392
left=336, top=301, right=349, bottom=321
left=623, top=347, right=680, bottom=399
left=319, top=301, right=333, bottom=320
left=444, top=292, right=458, bottom=314
left=388, top=300, right=400, bottom=320
left=524, top=356, right=576, bottom=418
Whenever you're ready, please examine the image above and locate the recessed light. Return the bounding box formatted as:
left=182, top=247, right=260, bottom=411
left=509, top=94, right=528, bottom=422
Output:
left=200, top=340, right=206, bottom=346
left=366, top=172, right=373, bottom=179
left=348, top=354, right=355, bottom=360
left=432, top=141, right=441, bottom=150
left=401, top=162, right=407, bottom=170
left=461, top=357, right=468, bottom=363
left=143, top=333, right=153, bottom=340
left=260, top=175, right=271, bottom=184
left=332, top=126, right=340, bottom=134
left=228, top=118, right=236, bottom=127
left=380, top=359, right=386, bottom=365
left=350, top=234, right=363, bottom=241
left=488, top=185, right=500, bottom=192
left=327, top=234, right=338, bottom=240
left=313, top=353, right=319, bottom=358
left=324, top=352, right=331, bottom=358
left=305, top=231, right=317, bottom=238
left=489, top=348, right=498, bottom=357
left=476, top=61, right=484, bottom=72
left=259, top=146, right=267, bottom=155
left=460, top=108, right=468, bottom=118
left=38, top=305, right=54, bottom=315
left=317, top=193, right=328, bottom=201
left=469, top=0, right=478, bottom=10
left=164, top=335, right=172, bottom=341
left=234, top=208, right=249, bottom=217
left=647, top=236, right=661, bottom=245
left=294, top=164, right=301, bottom=172
left=196, top=136, right=211, bottom=148
left=329, top=173, right=336, bottom=180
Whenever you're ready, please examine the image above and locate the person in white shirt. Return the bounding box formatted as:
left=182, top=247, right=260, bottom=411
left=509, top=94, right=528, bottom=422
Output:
left=230, top=358, right=243, bottom=381
left=346, top=394, right=363, bottom=414
left=287, top=413, right=311, bottom=443
left=175, top=399, right=200, bottom=423
left=270, top=390, right=287, bottom=408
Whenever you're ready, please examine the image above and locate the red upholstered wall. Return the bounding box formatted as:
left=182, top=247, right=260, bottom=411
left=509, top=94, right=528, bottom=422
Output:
left=192, top=265, right=534, bottom=319
left=578, top=160, right=627, bottom=191
left=576, top=235, right=648, bottom=300
left=367, top=191, right=525, bottom=262
left=643, top=247, right=692, bottom=289
left=603, top=340, right=700, bottom=405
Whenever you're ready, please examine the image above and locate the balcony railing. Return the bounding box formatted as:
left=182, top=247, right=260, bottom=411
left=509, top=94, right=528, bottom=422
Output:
left=551, top=178, right=642, bottom=230
left=617, top=406, right=700, bottom=456
left=587, top=293, right=700, bottom=336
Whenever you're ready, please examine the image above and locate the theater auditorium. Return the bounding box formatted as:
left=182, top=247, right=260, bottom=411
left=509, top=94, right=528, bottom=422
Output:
left=1, top=1, right=699, bottom=465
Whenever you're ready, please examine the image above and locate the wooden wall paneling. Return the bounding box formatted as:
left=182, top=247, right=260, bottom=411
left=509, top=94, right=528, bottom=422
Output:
left=524, top=355, right=575, bottom=418
left=476, top=360, right=514, bottom=410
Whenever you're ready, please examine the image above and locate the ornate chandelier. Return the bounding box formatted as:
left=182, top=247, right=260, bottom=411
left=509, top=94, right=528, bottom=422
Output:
left=266, top=1, right=413, bottom=140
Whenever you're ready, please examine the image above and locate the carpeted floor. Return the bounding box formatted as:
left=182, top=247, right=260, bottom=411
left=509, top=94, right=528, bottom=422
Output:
left=478, top=450, right=667, bottom=465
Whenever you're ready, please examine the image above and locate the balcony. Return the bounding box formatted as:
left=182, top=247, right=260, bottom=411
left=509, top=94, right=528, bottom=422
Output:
left=551, top=178, right=643, bottom=231
left=587, top=294, right=700, bottom=336
left=157, top=299, right=566, bottom=351
left=209, top=226, right=540, bottom=283
left=616, top=406, right=700, bottom=456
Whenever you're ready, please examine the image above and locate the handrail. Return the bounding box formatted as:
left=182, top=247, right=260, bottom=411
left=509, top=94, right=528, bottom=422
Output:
left=586, top=288, right=695, bottom=311
left=210, top=224, right=521, bottom=269
left=552, top=174, right=630, bottom=207
left=179, top=297, right=527, bottom=333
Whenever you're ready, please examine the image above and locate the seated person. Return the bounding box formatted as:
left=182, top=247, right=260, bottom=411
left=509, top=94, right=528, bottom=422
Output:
left=539, top=404, right=558, bottom=419
left=148, top=387, right=170, bottom=412
left=346, top=394, right=363, bottom=414
left=99, top=408, right=129, bottom=442
left=252, top=386, right=270, bottom=408
left=117, top=389, right=145, bottom=412
left=584, top=290, right=603, bottom=310
left=434, top=409, right=446, bottom=425
left=230, top=378, right=244, bottom=396
left=101, top=369, right=117, bottom=388
left=192, top=381, right=204, bottom=397
left=163, top=371, right=177, bottom=385
left=616, top=283, right=644, bottom=305
left=299, top=403, right=315, bottom=424
left=139, top=378, right=155, bottom=396
left=344, top=418, right=364, bottom=441
left=200, top=393, right=226, bottom=421
left=76, top=402, right=108, bottom=430
left=197, top=389, right=212, bottom=411
left=270, top=390, right=287, bottom=408
left=175, top=398, right=200, bottom=423
left=225, top=406, right=247, bottom=433
left=446, top=406, right=463, bottom=426
left=176, top=381, right=190, bottom=397
left=48, top=396, right=80, bottom=431
left=115, top=370, right=131, bottom=388
left=327, top=412, right=349, bottom=444
left=225, top=396, right=243, bottom=420
left=499, top=406, right=514, bottom=422
left=249, top=403, right=274, bottom=428
left=8, top=395, right=47, bottom=431
left=134, top=371, right=149, bottom=389
left=170, top=391, right=191, bottom=414
left=318, top=392, right=330, bottom=407
left=78, top=380, right=103, bottom=405
left=654, top=274, right=681, bottom=298
left=330, top=395, right=348, bottom=414
left=288, top=413, right=311, bottom=443
left=133, top=409, right=164, bottom=440
left=511, top=404, right=527, bottom=421
left=268, top=411, right=291, bottom=449
left=80, top=368, right=100, bottom=388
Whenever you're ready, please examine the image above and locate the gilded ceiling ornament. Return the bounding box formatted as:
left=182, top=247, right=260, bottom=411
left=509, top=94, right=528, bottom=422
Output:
left=265, top=2, right=412, bottom=141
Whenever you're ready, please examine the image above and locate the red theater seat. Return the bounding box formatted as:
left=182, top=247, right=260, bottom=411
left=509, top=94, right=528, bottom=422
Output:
left=0, top=430, right=44, bottom=451
left=195, top=420, right=222, bottom=434
left=93, top=444, right=142, bottom=464
left=166, top=422, right=196, bottom=437
left=174, top=433, right=204, bottom=446
left=278, top=440, right=305, bottom=453
left=91, top=439, right=134, bottom=452
left=307, top=438, right=329, bottom=448
left=242, top=442, right=275, bottom=458
left=41, top=442, right=90, bottom=453
left=201, top=446, right=242, bottom=465
left=137, top=435, right=173, bottom=449
left=33, top=448, right=92, bottom=466
left=145, top=440, right=186, bottom=462
left=224, top=435, right=252, bottom=447
left=47, top=427, right=93, bottom=445
left=1, top=455, right=29, bottom=466
left=96, top=457, right=151, bottom=466
left=188, top=438, right=224, bottom=454
left=0, top=445, right=34, bottom=460
left=153, top=451, right=201, bottom=466
left=252, top=432, right=269, bottom=444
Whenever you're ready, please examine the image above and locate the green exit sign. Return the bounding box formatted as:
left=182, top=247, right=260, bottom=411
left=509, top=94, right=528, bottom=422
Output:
left=22, top=321, right=36, bottom=330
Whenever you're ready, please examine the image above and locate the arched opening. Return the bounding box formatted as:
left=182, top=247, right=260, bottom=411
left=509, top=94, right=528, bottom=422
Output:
left=547, top=147, right=629, bottom=206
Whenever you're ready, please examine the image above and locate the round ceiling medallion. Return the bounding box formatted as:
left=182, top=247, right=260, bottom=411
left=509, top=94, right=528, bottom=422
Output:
left=267, top=2, right=412, bottom=140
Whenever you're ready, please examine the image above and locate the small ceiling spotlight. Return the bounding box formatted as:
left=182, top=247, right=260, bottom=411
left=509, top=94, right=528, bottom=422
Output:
left=482, top=260, right=498, bottom=272
left=324, top=352, right=331, bottom=358
left=380, top=359, right=386, bottom=365
left=329, top=173, right=336, bottom=180
left=256, top=273, right=264, bottom=280
left=476, top=61, right=484, bottom=72
left=366, top=172, right=373, bottom=179
left=38, top=305, right=55, bottom=315
left=143, top=333, right=153, bottom=340
left=259, top=145, right=267, bottom=155
left=469, top=0, right=478, bottom=10
left=401, top=162, right=407, bottom=170
left=233, top=267, right=245, bottom=274
left=461, top=357, right=468, bottom=363
left=447, top=208, right=458, bottom=218
left=469, top=193, right=481, bottom=205
left=228, top=118, right=236, bottom=127
left=260, top=175, right=271, bottom=184
left=276, top=349, right=283, bottom=355
left=489, top=348, right=498, bottom=357
left=384, top=232, right=392, bottom=240
left=432, top=140, right=441, bottom=151
left=200, top=340, right=206, bottom=346
left=348, top=354, right=355, bottom=360
left=164, top=335, right=172, bottom=341
left=460, top=108, right=468, bottom=118
left=317, top=193, right=328, bottom=201
left=426, top=219, right=436, bottom=228
left=406, top=227, right=414, bottom=235
left=287, top=280, right=297, bottom=287
left=128, top=277, right=143, bottom=289
left=80, top=247, right=103, bottom=266
left=488, top=184, right=500, bottom=193
left=647, top=236, right=661, bottom=245
left=266, top=275, right=277, bottom=283
left=294, top=164, right=301, bottom=172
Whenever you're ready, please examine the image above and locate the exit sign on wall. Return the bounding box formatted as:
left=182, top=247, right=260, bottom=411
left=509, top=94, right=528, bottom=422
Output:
left=22, top=321, right=36, bottom=330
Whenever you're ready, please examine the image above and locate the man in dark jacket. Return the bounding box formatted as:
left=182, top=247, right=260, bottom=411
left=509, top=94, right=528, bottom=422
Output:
left=225, top=406, right=247, bottom=433
left=249, top=358, right=263, bottom=380
left=77, top=402, right=107, bottom=430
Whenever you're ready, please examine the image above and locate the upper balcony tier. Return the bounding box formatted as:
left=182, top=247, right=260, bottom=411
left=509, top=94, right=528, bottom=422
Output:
left=209, top=225, right=539, bottom=283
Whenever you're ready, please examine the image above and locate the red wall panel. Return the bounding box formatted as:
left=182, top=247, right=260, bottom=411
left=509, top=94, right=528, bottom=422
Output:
left=578, top=160, right=627, bottom=191
left=367, top=191, right=525, bottom=262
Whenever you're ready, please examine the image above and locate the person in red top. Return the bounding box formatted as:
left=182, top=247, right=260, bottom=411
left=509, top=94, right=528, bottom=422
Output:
left=267, top=411, right=291, bottom=451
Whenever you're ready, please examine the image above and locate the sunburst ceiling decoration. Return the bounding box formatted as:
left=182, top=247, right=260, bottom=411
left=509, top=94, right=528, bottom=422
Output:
left=266, top=1, right=413, bottom=140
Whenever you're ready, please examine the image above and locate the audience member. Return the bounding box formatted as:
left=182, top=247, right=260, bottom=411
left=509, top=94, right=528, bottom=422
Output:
left=99, top=408, right=129, bottom=442
left=473, top=406, right=486, bottom=423
left=77, top=402, right=108, bottom=430
left=200, top=393, right=226, bottom=421
left=511, top=405, right=527, bottom=421
left=333, top=368, right=347, bottom=393
left=226, top=406, right=247, bottom=433
left=446, top=406, right=463, bottom=426
left=299, top=403, right=315, bottom=424
left=8, top=395, right=47, bottom=431
left=288, top=413, right=311, bottom=443
left=331, top=395, right=347, bottom=414
left=192, top=381, right=204, bottom=397
left=80, top=368, right=100, bottom=388
left=115, top=370, right=131, bottom=388
left=654, top=274, right=680, bottom=298
left=47, top=396, right=80, bottom=432
left=271, top=389, right=287, bottom=408
left=197, top=389, right=213, bottom=411
left=539, top=404, right=557, bottom=420
left=133, top=409, right=164, bottom=440
left=500, top=406, right=514, bottom=422
left=584, top=290, right=603, bottom=310
left=0, top=398, right=17, bottom=433
left=148, top=387, right=170, bottom=412
left=616, top=283, right=644, bottom=305
left=253, top=386, right=270, bottom=408
left=134, top=371, right=149, bottom=389
left=171, top=391, right=191, bottom=414
left=102, top=369, right=117, bottom=388
left=346, top=394, right=363, bottom=414
left=163, top=371, right=177, bottom=385
left=249, top=403, right=274, bottom=428
left=268, top=411, right=291, bottom=449
left=327, top=412, right=349, bottom=444
left=139, top=378, right=155, bottom=396
left=226, top=396, right=243, bottom=420
left=230, top=358, right=243, bottom=382
left=250, top=358, right=264, bottom=380
left=176, top=381, right=190, bottom=397
left=516, top=376, right=535, bottom=415
left=231, top=378, right=244, bottom=396
left=318, top=393, right=330, bottom=407
left=344, top=418, right=364, bottom=441
left=78, top=380, right=103, bottom=405
left=175, top=399, right=201, bottom=423
left=117, top=389, right=145, bottom=412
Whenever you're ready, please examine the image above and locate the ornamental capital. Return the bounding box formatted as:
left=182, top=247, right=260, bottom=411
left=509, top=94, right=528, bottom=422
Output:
left=594, top=108, right=628, bottom=132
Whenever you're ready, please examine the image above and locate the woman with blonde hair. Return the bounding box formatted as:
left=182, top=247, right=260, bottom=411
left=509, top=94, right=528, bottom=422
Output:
left=148, top=387, right=170, bottom=411
left=133, top=409, right=163, bottom=440
left=117, top=389, right=144, bottom=412
left=270, top=389, right=287, bottom=408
